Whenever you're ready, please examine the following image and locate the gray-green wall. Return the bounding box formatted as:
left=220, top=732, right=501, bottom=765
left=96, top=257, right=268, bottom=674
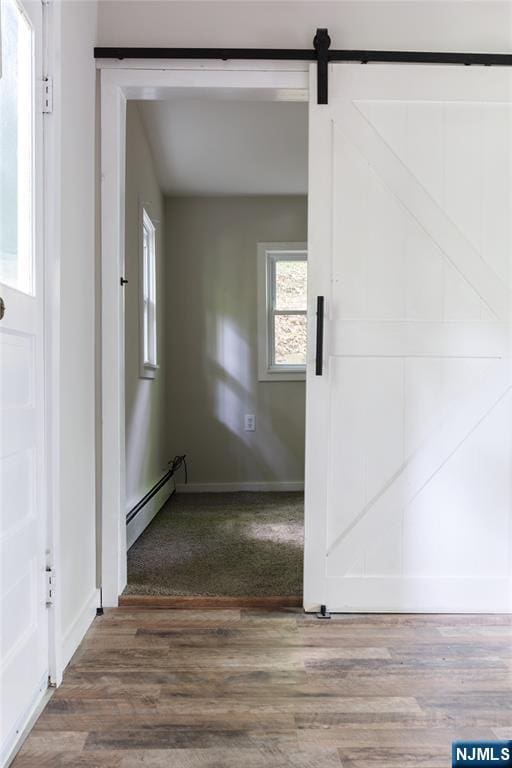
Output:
left=124, top=103, right=169, bottom=510
left=165, top=196, right=307, bottom=488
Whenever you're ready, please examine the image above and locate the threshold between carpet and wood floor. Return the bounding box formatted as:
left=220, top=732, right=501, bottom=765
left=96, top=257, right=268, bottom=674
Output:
left=123, top=492, right=304, bottom=607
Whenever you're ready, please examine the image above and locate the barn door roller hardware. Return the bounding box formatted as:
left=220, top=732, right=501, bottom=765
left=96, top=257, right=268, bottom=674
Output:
left=317, top=604, right=331, bottom=620
left=313, top=29, right=330, bottom=105
left=94, top=30, right=512, bottom=105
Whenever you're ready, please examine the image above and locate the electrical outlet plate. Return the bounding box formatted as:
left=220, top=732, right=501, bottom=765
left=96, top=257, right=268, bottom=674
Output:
left=244, top=414, right=255, bottom=431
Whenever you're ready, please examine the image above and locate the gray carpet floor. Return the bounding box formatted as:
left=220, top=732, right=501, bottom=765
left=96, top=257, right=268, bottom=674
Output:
left=125, top=491, right=304, bottom=596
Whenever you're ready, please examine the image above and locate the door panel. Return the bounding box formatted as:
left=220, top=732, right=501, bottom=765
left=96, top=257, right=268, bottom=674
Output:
left=0, top=0, right=49, bottom=761
left=304, top=64, right=512, bottom=612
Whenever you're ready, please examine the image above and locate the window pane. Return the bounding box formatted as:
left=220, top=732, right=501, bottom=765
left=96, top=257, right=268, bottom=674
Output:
left=0, top=0, right=33, bottom=293
left=275, top=259, right=307, bottom=311
left=143, top=297, right=149, bottom=363
left=142, top=227, right=149, bottom=298
left=141, top=209, right=157, bottom=369
left=274, top=314, right=307, bottom=366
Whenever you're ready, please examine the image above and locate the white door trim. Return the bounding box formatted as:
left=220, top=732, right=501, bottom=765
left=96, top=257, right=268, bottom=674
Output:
left=98, top=62, right=309, bottom=607
left=42, top=0, right=63, bottom=689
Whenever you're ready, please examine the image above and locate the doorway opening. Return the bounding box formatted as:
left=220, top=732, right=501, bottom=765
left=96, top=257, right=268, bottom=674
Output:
left=120, top=94, right=308, bottom=604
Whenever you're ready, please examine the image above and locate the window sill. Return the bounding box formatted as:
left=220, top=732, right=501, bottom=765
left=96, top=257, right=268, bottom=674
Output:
left=258, top=368, right=306, bottom=382
left=140, top=363, right=159, bottom=380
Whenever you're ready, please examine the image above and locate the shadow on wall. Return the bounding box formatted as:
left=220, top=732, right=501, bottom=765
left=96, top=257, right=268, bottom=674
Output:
left=167, top=197, right=307, bottom=487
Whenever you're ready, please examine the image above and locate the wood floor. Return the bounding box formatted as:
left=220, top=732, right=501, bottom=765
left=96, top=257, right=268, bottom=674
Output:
left=12, top=608, right=512, bottom=767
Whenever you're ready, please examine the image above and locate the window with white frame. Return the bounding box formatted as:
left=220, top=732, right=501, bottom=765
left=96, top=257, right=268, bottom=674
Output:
left=257, top=243, right=308, bottom=381
left=0, top=0, right=34, bottom=295
left=140, top=207, right=157, bottom=378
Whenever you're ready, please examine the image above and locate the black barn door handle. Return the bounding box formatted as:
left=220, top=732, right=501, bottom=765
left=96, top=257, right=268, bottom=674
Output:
left=315, top=296, right=324, bottom=375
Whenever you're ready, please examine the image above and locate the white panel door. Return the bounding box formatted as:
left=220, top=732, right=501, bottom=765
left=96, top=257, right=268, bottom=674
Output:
left=304, top=64, right=512, bottom=612
left=0, top=0, right=49, bottom=762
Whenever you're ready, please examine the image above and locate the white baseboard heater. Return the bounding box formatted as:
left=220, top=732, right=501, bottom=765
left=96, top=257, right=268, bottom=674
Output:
left=126, top=455, right=187, bottom=525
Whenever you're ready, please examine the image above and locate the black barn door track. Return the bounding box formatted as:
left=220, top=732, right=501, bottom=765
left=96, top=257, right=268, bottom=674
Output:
left=95, top=28, right=512, bottom=105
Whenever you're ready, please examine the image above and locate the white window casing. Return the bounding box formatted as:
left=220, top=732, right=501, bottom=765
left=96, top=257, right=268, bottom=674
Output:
left=257, top=242, right=307, bottom=382
left=140, top=205, right=158, bottom=378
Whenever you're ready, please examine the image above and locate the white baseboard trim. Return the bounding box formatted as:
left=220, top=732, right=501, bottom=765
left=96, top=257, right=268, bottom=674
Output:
left=61, top=587, right=100, bottom=671
left=175, top=482, right=304, bottom=493
left=126, top=480, right=174, bottom=550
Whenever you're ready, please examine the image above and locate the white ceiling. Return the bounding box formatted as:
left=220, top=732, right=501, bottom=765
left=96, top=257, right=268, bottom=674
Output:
left=136, top=99, right=308, bottom=196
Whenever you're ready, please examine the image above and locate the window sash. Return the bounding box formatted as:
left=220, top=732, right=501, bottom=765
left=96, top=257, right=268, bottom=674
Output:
left=266, top=252, right=307, bottom=372
left=142, top=208, right=157, bottom=369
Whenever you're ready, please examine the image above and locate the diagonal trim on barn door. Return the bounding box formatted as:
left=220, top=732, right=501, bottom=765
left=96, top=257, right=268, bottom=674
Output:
left=331, top=100, right=509, bottom=321
left=325, top=96, right=512, bottom=570
left=325, top=95, right=512, bottom=570
left=326, top=360, right=512, bottom=566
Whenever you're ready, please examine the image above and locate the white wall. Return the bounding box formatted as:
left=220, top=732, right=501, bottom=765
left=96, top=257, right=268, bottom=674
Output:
left=58, top=0, right=99, bottom=667
left=166, top=196, right=307, bottom=489
left=124, top=103, right=170, bottom=521
left=97, top=1, right=512, bottom=51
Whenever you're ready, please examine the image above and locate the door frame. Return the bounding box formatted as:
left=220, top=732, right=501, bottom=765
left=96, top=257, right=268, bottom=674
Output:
left=43, top=0, right=63, bottom=688
left=98, top=60, right=309, bottom=606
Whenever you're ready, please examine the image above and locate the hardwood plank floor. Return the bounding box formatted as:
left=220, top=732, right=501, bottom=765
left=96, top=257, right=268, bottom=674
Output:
left=12, top=609, right=512, bottom=767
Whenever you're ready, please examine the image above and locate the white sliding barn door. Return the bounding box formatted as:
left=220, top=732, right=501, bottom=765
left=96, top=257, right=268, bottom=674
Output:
left=304, top=64, right=512, bottom=612
left=0, top=0, right=49, bottom=761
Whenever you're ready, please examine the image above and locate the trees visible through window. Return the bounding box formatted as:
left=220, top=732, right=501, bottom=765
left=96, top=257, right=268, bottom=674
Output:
left=257, top=244, right=307, bottom=381
left=0, top=0, right=34, bottom=294
left=273, top=256, right=307, bottom=366
left=141, top=207, right=157, bottom=376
